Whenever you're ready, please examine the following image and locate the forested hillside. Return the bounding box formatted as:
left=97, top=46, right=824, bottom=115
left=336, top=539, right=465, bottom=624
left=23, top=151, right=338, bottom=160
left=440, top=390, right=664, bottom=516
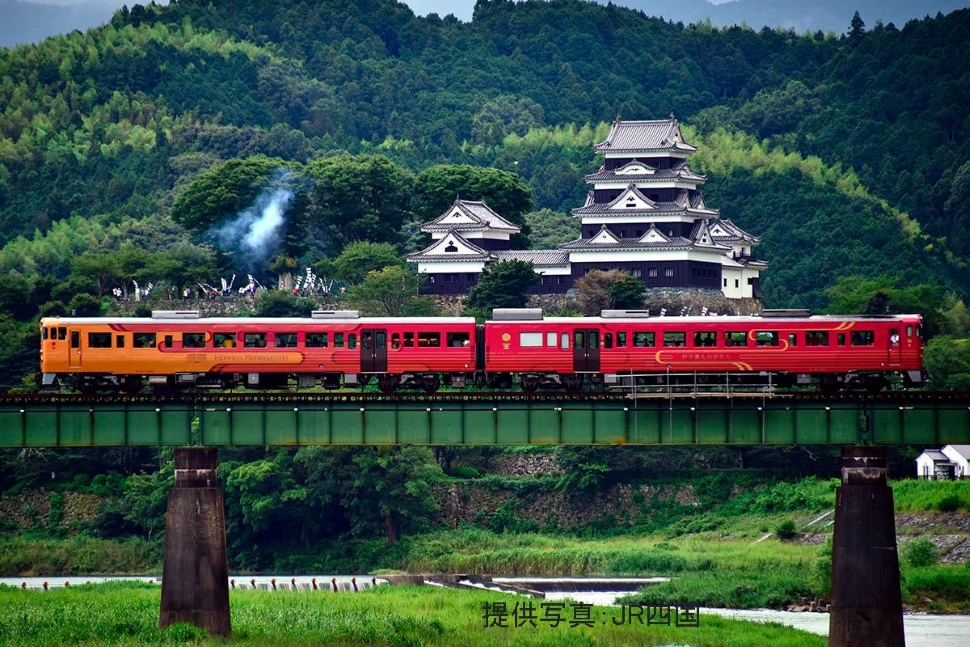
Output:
left=0, top=0, right=969, bottom=388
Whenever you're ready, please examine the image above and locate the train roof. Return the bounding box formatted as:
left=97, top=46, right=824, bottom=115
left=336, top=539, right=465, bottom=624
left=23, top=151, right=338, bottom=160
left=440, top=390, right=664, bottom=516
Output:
left=486, top=314, right=921, bottom=324
left=40, top=316, right=478, bottom=326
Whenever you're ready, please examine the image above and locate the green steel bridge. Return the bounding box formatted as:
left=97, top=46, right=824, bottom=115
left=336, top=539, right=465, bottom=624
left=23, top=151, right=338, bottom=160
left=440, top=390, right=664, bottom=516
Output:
left=3, top=389, right=969, bottom=447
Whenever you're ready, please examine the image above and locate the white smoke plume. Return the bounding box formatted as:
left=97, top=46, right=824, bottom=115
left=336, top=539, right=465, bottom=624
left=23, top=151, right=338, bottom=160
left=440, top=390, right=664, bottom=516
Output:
left=208, top=169, right=295, bottom=269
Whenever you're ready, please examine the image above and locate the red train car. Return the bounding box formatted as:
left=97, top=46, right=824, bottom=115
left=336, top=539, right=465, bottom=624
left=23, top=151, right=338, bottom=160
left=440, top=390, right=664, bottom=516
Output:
left=482, top=309, right=923, bottom=392
left=40, top=311, right=477, bottom=393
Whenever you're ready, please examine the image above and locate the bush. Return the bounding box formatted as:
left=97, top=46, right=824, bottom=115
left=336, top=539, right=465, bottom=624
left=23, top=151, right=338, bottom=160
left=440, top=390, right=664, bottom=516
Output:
left=774, top=519, right=798, bottom=540
left=937, top=494, right=962, bottom=512
left=903, top=538, right=939, bottom=567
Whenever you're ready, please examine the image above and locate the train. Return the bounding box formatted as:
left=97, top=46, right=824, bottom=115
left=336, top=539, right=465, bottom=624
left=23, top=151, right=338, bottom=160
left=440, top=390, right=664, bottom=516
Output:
left=39, top=308, right=924, bottom=394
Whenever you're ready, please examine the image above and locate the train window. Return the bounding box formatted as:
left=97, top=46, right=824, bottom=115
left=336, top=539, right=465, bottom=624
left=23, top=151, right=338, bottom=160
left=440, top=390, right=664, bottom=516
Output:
left=71, top=331, right=80, bottom=348
left=42, top=328, right=48, bottom=340
left=906, top=325, right=913, bottom=338
left=183, top=333, right=205, bottom=348
left=334, top=333, right=345, bottom=348
left=633, top=332, right=655, bottom=347
left=164, top=335, right=173, bottom=349
left=391, top=333, right=401, bottom=350
left=417, top=332, right=440, bottom=347
left=806, top=331, right=828, bottom=346
left=589, top=332, right=599, bottom=349
left=561, top=333, right=569, bottom=349
left=133, top=333, right=156, bottom=348
left=89, top=332, right=111, bottom=348
left=348, top=334, right=357, bottom=349
left=520, top=332, right=543, bottom=347
left=276, top=333, right=297, bottom=348
left=788, top=333, right=797, bottom=347
left=837, top=333, right=846, bottom=346
left=362, top=332, right=373, bottom=349
left=448, top=332, right=470, bottom=347
left=215, top=333, right=236, bottom=348
left=244, top=333, right=267, bottom=348
left=755, top=331, right=778, bottom=347
left=603, top=333, right=612, bottom=349
left=616, top=332, right=627, bottom=348
left=306, top=332, right=327, bottom=348
left=116, top=335, right=125, bottom=348
left=58, top=327, right=67, bottom=340
left=546, top=332, right=557, bottom=347
left=693, top=332, right=716, bottom=347
left=663, top=332, right=686, bottom=347
left=724, top=332, right=747, bottom=347
left=850, top=330, right=875, bottom=346
left=404, top=332, right=415, bottom=347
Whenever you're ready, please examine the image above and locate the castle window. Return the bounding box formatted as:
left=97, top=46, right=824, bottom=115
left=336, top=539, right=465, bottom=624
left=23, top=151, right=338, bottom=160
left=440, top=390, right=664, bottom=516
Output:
left=445, top=241, right=458, bottom=252
left=665, top=268, right=674, bottom=277
left=648, top=268, right=658, bottom=278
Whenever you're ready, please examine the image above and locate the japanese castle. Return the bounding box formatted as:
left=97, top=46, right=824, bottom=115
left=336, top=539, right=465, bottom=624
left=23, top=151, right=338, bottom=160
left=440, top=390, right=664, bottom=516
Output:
left=407, top=118, right=766, bottom=299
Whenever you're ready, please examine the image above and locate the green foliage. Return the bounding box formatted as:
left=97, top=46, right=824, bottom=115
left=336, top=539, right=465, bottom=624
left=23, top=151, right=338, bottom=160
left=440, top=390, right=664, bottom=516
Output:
left=522, top=208, right=579, bottom=248
left=923, top=336, right=970, bottom=390
left=413, top=165, right=534, bottom=247
left=325, top=241, right=404, bottom=283
left=345, top=266, right=433, bottom=316
left=465, top=259, right=537, bottom=313
left=305, top=154, right=414, bottom=254
left=893, top=479, right=970, bottom=512
left=171, top=156, right=290, bottom=235
left=903, top=538, right=939, bottom=567
left=253, top=290, right=317, bottom=317
left=774, top=519, right=798, bottom=541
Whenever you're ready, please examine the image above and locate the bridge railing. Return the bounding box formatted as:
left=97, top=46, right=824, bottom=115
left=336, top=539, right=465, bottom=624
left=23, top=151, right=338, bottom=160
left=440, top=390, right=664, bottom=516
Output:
left=607, top=371, right=776, bottom=398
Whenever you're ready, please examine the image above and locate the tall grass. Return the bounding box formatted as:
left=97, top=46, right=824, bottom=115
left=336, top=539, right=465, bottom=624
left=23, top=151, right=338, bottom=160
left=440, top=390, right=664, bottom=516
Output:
left=0, top=581, right=826, bottom=646
left=893, top=479, right=970, bottom=512
left=0, top=536, right=159, bottom=576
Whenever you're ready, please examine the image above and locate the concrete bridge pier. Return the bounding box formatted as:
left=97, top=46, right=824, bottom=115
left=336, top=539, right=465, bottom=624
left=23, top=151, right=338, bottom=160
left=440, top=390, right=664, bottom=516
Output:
left=159, top=447, right=231, bottom=637
left=828, top=445, right=904, bottom=647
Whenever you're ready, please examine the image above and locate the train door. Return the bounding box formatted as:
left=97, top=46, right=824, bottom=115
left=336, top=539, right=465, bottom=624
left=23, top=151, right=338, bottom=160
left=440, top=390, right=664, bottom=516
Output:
left=69, top=328, right=82, bottom=369
left=888, top=327, right=902, bottom=366
left=360, top=328, right=388, bottom=373
left=573, top=329, right=601, bottom=373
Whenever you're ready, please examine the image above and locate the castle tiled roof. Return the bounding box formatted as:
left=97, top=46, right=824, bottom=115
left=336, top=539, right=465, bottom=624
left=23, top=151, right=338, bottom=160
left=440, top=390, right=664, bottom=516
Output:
left=593, top=118, right=697, bottom=153
left=571, top=187, right=718, bottom=217
left=421, top=198, right=520, bottom=234
left=584, top=161, right=705, bottom=183
left=406, top=230, right=493, bottom=262
left=710, top=219, right=761, bottom=244
left=494, top=250, right=569, bottom=266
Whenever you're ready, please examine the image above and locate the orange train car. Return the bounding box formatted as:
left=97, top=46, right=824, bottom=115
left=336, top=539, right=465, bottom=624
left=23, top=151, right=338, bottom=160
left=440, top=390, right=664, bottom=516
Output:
left=40, top=311, right=477, bottom=393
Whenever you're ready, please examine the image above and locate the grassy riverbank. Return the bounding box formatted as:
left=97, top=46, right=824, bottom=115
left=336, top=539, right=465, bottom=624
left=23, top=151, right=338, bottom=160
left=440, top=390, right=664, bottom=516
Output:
left=0, top=581, right=826, bottom=647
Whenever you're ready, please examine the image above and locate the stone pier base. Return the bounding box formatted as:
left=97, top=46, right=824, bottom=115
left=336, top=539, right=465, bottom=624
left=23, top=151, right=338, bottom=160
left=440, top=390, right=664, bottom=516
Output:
left=158, top=447, right=231, bottom=637
left=828, top=445, right=904, bottom=647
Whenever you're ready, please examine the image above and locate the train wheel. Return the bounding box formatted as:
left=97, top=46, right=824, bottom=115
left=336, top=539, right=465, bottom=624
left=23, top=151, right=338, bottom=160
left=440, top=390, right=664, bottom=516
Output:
left=378, top=375, right=400, bottom=394
left=422, top=374, right=440, bottom=394
left=562, top=374, right=582, bottom=391
left=520, top=375, right=538, bottom=394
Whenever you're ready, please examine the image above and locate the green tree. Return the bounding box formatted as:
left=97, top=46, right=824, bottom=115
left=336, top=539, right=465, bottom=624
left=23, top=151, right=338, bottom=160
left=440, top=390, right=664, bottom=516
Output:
left=465, top=260, right=537, bottom=314
left=608, top=275, right=646, bottom=310
left=471, top=94, right=545, bottom=146
left=345, top=266, right=430, bottom=316
left=305, top=154, right=414, bottom=253
left=573, top=269, right=633, bottom=316
left=413, top=165, right=534, bottom=248
left=327, top=241, right=404, bottom=283
left=170, top=156, right=289, bottom=235
left=254, top=291, right=318, bottom=317
left=338, top=446, right=442, bottom=546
